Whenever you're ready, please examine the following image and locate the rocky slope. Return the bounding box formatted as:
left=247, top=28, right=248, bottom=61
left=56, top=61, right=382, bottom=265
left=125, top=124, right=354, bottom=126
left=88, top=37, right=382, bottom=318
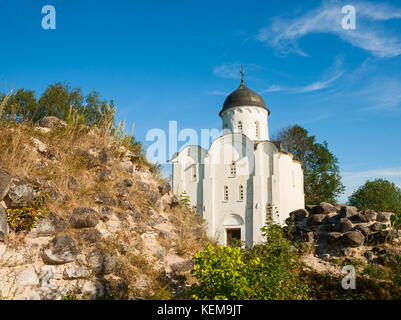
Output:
left=0, top=117, right=207, bottom=300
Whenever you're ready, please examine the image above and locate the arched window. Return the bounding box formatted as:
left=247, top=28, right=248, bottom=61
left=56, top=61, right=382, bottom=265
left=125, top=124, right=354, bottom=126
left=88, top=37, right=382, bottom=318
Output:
left=224, top=186, right=229, bottom=201
left=230, top=161, right=236, bottom=177
left=237, top=121, right=243, bottom=133
left=239, top=185, right=244, bottom=201
left=255, top=121, right=260, bottom=139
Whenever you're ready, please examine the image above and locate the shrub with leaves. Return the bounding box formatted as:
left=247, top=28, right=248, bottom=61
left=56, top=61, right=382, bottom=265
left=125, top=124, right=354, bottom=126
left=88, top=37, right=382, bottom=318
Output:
left=191, top=223, right=309, bottom=300
left=7, top=192, right=50, bottom=231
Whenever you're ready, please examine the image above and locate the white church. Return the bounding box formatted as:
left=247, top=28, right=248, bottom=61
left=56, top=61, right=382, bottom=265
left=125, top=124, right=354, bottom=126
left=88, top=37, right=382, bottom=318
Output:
left=171, top=72, right=305, bottom=247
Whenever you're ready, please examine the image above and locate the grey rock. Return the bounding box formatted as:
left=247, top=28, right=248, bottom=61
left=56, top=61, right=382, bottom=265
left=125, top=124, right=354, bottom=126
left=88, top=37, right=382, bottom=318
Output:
left=169, top=195, right=180, bottom=208
left=310, top=205, right=325, bottom=215
left=78, top=228, right=102, bottom=244
left=75, top=150, right=98, bottom=168
left=67, top=176, right=81, bottom=191
left=363, top=250, right=375, bottom=262
left=30, top=212, right=67, bottom=237
left=370, top=222, right=387, bottom=232
left=368, top=229, right=396, bottom=245
left=290, top=208, right=308, bottom=222
left=135, top=181, right=150, bottom=192
left=118, top=161, right=133, bottom=174
left=338, top=218, right=353, bottom=233
left=114, top=182, right=129, bottom=199
left=361, top=209, right=377, bottom=222
left=16, top=269, right=39, bottom=286
left=319, top=202, right=337, bottom=214
left=339, top=205, right=358, bottom=218
left=0, top=205, right=9, bottom=241
left=100, top=206, right=113, bottom=222
left=168, top=215, right=181, bottom=225
left=102, top=254, right=119, bottom=274
left=63, top=266, right=91, bottom=279
left=327, top=232, right=343, bottom=245
left=98, top=168, right=116, bottom=182
left=70, top=207, right=100, bottom=228
left=130, top=211, right=143, bottom=223
left=123, top=179, right=133, bottom=187
left=94, top=192, right=116, bottom=206
left=98, top=150, right=114, bottom=166
left=118, top=200, right=133, bottom=210
left=39, top=116, right=66, bottom=128
left=87, top=249, right=103, bottom=273
left=43, top=235, right=77, bottom=265
left=354, top=224, right=370, bottom=236
left=307, top=214, right=326, bottom=226
left=145, top=191, right=160, bottom=206
left=170, top=260, right=194, bottom=274
left=158, top=181, right=171, bottom=196
left=5, top=182, right=40, bottom=208
left=342, top=231, right=365, bottom=247
left=341, top=247, right=354, bottom=257
left=377, top=212, right=393, bottom=223
left=0, top=169, right=11, bottom=201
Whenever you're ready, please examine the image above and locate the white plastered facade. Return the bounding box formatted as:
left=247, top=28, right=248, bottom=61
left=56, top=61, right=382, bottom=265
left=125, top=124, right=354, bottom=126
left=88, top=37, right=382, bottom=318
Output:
left=171, top=100, right=304, bottom=247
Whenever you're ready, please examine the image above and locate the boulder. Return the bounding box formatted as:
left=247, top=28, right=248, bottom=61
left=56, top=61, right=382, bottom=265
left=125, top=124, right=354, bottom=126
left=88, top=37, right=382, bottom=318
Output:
left=4, top=182, right=40, bottom=208
left=319, top=202, right=337, bottom=214
left=0, top=205, right=9, bottom=241
left=30, top=213, right=67, bottom=237
left=70, top=207, right=100, bottom=228
left=354, top=224, right=370, bottom=236
left=307, top=214, right=326, bottom=226
left=339, top=205, right=358, bottom=218
left=337, top=218, right=353, bottom=233
left=342, top=231, right=365, bottom=247
left=290, top=208, right=308, bottom=222
left=169, top=195, right=180, bottom=208
left=114, top=182, right=129, bottom=199
left=327, top=232, right=343, bottom=245
left=170, top=260, right=194, bottom=274
left=361, top=209, right=377, bottom=222
left=94, top=192, right=116, bottom=206
left=43, top=235, right=77, bottom=265
left=0, top=170, right=11, bottom=201
left=87, top=249, right=103, bottom=274
left=145, top=191, right=160, bottom=206
left=98, top=168, right=116, bottom=182
left=39, top=116, right=66, bottom=128
left=118, top=161, right=133, bottom=174
left=158, top=181, right=171, bottom=196
left=135, top=181, right=150, bottom=192
left=16, top=269, right=40, bottom=286
left=100, top=206, right=113, bottom=222
left=98, top=150, right=114, bottom=166
left=309, top=205, right=325, bottom=215
left=368, top=230, right=396, bottom=245
left=377, top=212, right=394, bottom=223
left=370, top=222, right=387, bottom=233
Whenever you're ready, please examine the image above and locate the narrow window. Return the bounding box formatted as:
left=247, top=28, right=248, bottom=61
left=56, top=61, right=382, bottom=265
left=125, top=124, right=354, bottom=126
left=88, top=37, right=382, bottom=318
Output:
left=187, top=148, right=190, bottom=156
left=230, top=161, right=236, bottom=177
left=239, top=185, right=244, bottom=201
left=237, top=121, right=243, bottom=133
left=224, top=186, right=229, bottom=201
left=192, top=164, right=197, bottom=181
left=292, top=170, right=295, bottom=187
left=255, top=121, right=260, bottom=139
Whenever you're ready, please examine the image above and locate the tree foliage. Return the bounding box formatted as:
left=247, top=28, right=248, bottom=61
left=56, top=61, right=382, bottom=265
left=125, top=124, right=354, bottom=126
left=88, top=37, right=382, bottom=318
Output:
left=348, top=178, right=401, bottom=214
left=191, top=223, right=309, bottom=300
left=274, top=125, right=344, bottom=204
left=0, top=82, right=115, bottom=126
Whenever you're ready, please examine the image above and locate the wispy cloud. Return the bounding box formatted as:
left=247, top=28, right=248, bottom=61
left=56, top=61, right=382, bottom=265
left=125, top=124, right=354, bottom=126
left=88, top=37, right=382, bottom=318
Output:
left=292, top=71, right=344, bottom=93
left=339, top=167, right=401, bottom=202
left=256, top=1, right=401, bottom=58
left=213, top=63, right=242, bottom=79
left=206, top=90, right=229, bottom=96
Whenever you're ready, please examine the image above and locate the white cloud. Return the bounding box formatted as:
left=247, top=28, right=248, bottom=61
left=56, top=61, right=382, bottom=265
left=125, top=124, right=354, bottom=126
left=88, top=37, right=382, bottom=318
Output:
left=256, top=1, right=401, bottom=58
left=339, top=167, right=401, bottom=202
left=213, top=63, right=242, bottom=79
left=292, top=71, right=344, bottom=93
left=262, top=84, right=282, bottom=93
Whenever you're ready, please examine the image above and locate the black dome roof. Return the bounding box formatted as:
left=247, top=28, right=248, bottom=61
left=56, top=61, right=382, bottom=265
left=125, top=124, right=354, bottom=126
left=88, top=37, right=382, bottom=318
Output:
left=219, top=80, right=270, bottom=116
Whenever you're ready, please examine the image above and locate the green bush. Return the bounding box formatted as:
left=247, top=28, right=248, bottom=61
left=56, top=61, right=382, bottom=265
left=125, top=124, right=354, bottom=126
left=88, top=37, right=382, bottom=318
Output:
left=191, top=223, right=309, bottom=300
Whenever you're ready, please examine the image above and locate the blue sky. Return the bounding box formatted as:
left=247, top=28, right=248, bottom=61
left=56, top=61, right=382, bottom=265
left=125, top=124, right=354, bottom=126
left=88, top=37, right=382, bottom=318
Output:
left=1, top=0, right=401, bottom=202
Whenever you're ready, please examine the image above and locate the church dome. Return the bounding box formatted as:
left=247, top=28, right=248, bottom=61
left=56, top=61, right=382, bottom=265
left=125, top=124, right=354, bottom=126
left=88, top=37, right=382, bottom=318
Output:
left=219, top=80, right=270, bottom=116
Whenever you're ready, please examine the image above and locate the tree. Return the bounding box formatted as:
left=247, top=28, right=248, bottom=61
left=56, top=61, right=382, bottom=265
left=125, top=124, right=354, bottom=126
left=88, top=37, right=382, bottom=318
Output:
left=274, top=125, right=344, bottom=204
left=0, top=89, right=38, bottom=122
left=348, top=179, right=401, bottom=214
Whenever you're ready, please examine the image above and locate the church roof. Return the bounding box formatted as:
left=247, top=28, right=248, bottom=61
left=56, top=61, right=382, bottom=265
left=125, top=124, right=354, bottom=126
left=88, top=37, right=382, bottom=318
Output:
left=219, top=79, right=270, bottom=116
